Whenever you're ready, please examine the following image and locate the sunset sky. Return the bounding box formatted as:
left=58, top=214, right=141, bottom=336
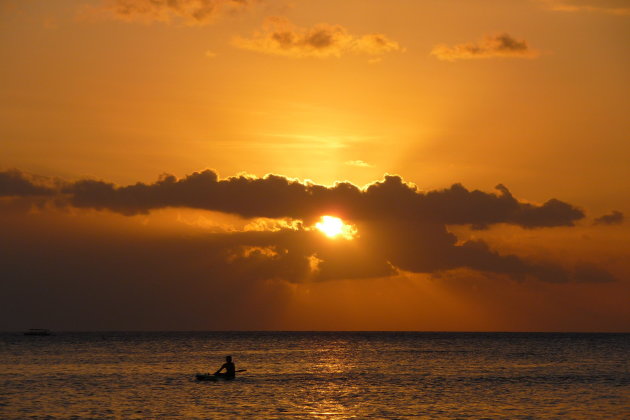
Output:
left=1, top=0, right=629, bottom=331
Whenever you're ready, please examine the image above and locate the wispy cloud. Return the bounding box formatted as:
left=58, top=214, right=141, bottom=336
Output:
left=233, top=17, right=404, bottom=58
left=345, top=160, right=372, bottom=168
left=537, top=0, right=630, bottom=15
left=87, top=0, right=258, bottom=25
left=431, top=33, right=539, bottom=62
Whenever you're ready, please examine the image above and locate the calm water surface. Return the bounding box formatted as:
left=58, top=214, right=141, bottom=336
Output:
left=1, top=332, right=628, bottom=419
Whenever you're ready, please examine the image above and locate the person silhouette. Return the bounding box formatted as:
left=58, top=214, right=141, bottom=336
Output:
left=214, top=355, right=236, bottom=379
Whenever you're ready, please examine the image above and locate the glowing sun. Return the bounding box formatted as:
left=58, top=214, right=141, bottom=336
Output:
left=315, top=216, right=356, bottom=239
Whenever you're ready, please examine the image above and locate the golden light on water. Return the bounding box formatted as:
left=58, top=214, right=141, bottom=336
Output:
left=314, top=216, right=357, bottom=240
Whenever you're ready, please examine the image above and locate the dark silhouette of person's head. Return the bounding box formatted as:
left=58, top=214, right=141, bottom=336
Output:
left=226, top=355, right=232, bottom=363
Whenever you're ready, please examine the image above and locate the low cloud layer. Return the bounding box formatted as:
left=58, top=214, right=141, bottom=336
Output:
left=594, top=210, right=624, bottom=225
left=53, top=170, right=585, bottom=229
left=1, top=168, right=614, bottom=287
left=2, top=168, right=624, bottom=330
left=95, top=0, right=257, bottom=25
left=431, top=33, right=539, bottom=61
left=233, top=17, right=403, bottom=58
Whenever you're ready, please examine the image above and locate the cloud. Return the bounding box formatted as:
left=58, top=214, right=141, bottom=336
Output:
left=233, top=17, right=403, bottom=58
left=0, top=168, right=608, bottom=287
left=91, top=0, right=257, bottom=25
left=0, top=214, right=300, bottom=330
left=55, top=171, right=586, bottom=230
left=572, top=262, right=618, bottom=283
left=538, top=0, right=630, bottom=15
left=0, top=169, right=56, bottom=197
left=1, top=169, right=584, bottom=228
left=594, top=210, right=624, bottom=225
left=345, top=160, right=372, bottom=168
left=431, top=33, right=540, bottom=62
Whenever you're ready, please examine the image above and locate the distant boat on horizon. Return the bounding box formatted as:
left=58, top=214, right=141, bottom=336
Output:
left=24, top=328, right=52, bottom=336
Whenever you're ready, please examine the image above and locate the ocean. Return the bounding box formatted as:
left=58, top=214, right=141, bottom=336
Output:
left=1, top=332, right=628, bottom=419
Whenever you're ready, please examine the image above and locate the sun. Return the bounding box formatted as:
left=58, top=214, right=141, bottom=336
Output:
left=315, top=215, right=356, bottom=239
left=316, top=216, right=344, bottom=237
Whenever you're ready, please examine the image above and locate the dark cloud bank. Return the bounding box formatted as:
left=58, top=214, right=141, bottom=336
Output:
left=61, top=170, right=584, bottom=227
left=0, top=169, right=56, bottom=196
left=0, top=169, right=618, bottom=329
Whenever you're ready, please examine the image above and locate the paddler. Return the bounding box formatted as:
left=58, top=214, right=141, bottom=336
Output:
left=214, top=355, right=236, bottom=379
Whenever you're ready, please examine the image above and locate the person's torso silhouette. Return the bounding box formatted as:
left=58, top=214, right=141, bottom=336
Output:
left=214, top=356, right=236, bottom=378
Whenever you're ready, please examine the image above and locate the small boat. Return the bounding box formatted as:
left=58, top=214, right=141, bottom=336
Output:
left=24, top=328, right=52, bottom=336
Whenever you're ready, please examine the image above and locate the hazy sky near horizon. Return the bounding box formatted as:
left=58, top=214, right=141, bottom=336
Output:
left=1, top=0, right=629, bottom=331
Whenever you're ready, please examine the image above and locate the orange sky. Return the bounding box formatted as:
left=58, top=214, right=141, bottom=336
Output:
left=1, top=0, right=629, bottom=331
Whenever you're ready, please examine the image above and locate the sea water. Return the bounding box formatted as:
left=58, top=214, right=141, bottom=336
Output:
left=1, top=332, right=628, bottom=419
